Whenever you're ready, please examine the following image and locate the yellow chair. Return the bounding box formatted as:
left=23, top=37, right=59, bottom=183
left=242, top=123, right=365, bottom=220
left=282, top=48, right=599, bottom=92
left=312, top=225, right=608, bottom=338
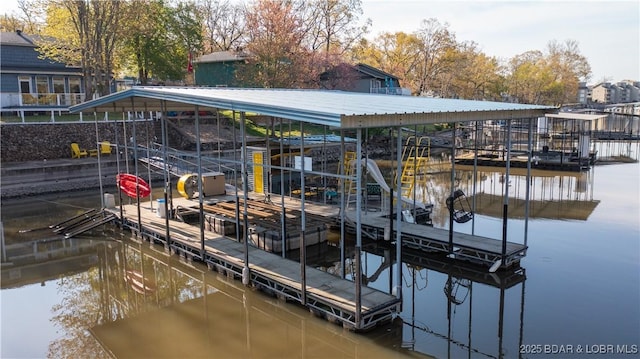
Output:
left=100, top=141, right=112, bottom=155
left=71, top=142, right=88, bottom=158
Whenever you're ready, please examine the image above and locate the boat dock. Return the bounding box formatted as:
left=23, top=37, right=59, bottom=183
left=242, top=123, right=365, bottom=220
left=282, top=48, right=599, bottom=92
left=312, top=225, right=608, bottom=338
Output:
left=111, top=197, right=400, bottom=331
left=454, top=151, right=593, bottom=171
left=346, top=211, right=527, bottom=269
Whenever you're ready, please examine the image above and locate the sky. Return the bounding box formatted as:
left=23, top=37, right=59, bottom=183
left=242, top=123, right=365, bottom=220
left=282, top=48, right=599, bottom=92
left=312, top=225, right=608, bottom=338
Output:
left=1, top=0, right=638, bottom=83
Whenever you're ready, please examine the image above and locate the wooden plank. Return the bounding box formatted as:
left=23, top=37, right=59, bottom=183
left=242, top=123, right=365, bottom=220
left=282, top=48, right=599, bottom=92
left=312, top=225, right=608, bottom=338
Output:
left=216, top=201, right=276, bottom=218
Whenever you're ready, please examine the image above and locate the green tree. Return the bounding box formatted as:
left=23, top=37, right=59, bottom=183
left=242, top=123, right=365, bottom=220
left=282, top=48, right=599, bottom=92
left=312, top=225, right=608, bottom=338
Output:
left=351, top=31, right=424, bottom=93
left=121, top=0, right=202, bottom=85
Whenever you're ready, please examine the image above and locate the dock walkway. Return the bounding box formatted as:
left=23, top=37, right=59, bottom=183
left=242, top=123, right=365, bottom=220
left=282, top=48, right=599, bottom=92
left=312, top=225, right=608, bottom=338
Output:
left=114, top=199, right=399, bottom=331
left=347, top=211, right=526, bottom=268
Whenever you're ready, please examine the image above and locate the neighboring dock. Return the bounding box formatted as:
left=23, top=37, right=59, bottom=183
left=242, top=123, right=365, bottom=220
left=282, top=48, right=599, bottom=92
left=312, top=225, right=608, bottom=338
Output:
left=454, top=151, right=594, bottom=171
left=111, top=197, right=400, bottom=331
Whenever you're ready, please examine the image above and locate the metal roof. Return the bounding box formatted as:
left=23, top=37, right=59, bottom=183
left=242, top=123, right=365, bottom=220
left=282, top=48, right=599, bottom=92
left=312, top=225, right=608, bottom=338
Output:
left=546, top=112, right=608, bottom=121
left=69, top=87, right=556, bottom=129
left=195, top=51, right=249, bottom=63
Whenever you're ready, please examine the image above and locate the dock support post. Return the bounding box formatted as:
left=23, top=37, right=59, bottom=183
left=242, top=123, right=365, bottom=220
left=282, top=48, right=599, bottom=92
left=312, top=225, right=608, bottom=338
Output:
left=196, top=106, right=206, bottom=261
left=280, top=117, right=287, bottom=257
left=161, top=100, right=171, bottom=252
left=131, top=99, right=142, bottom=239
left=340, top=131, right=346, bottom=279
left=300, top=122, right=307, bottom=305
left=1, top=221, right=5, bottom=263
left=394, top=128, right=402, bottom=302
left=501, top=120, right=512, bottom=265
left=355, top=128, right=363, bottom=327
left=448, top=122, right=456, bottom=255
left=241, top=112, right=251, bottom=286
left=524, top=117, right=533, bottom=247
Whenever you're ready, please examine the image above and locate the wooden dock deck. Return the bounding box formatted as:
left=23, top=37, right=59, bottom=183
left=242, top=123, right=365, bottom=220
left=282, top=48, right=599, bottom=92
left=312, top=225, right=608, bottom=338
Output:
left=112, top=199, right=400, bottom=331
left=346, top=211, right=527, bottom=269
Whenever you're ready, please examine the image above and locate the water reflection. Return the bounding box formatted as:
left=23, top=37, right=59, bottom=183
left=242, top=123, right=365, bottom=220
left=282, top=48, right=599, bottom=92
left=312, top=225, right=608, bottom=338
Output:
left=86, top=238, right=420, bottom=358
left=359, top=242, right=526, bottom=359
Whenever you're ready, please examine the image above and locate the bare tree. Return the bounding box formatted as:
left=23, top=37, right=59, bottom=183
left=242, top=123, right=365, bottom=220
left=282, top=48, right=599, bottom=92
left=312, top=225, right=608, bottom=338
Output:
left=414, top=18, right=457, bottom=96
left=199, top=0, right=246, bottom=52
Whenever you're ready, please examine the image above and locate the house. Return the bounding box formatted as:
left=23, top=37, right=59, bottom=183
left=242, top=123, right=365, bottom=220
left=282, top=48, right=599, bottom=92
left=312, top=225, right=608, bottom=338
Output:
left=319, top=63, right=411, bottom=95
left=0, top=30, right=85, bottom=121
left=194, top=50, right=250, bottom=87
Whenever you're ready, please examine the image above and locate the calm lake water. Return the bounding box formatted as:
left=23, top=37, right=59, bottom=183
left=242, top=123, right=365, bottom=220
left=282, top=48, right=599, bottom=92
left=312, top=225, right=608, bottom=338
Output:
left=1, top=145, right=639, bottom=359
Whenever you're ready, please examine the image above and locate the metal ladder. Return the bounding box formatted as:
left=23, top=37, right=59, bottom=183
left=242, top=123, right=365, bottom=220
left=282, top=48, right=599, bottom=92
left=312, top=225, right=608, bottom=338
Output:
left=396, top=136, right=431, bottom=204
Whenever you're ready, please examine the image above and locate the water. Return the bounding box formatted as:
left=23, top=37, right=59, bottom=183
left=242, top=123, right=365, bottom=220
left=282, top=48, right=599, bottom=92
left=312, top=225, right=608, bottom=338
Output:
left=1, top=157, right=639, bottom=358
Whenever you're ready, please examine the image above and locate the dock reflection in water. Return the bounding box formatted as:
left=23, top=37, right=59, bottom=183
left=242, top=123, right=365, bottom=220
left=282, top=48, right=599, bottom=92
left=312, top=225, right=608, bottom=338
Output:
left=1, top=214, right=526, bottom=359
left=84, top=238, right=415, bottom=358
left=359, top=242, right=526, bottom=359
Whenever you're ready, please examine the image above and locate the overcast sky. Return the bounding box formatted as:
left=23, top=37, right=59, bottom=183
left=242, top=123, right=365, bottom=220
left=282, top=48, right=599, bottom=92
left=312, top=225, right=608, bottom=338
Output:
left=2, top=0, right=638, bottom=83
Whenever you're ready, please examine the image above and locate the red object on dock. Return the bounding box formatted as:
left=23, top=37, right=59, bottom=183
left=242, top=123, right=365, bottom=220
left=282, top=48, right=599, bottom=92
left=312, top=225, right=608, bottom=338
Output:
left=116, top=173, right=151, bottom=198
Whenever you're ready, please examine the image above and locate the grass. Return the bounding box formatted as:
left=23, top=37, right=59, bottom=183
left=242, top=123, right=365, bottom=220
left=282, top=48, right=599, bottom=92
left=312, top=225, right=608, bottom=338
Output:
left=219, top=110, right=337, bottom=137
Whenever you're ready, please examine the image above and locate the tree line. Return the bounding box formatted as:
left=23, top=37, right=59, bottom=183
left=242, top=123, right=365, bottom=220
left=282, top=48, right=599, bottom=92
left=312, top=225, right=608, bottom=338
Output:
left=1, top=0, right=591, bottom=106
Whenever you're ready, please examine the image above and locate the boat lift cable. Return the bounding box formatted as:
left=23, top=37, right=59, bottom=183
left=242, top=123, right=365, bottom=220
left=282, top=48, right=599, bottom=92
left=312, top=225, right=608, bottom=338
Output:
left=399, top=317, right=499, bottom=359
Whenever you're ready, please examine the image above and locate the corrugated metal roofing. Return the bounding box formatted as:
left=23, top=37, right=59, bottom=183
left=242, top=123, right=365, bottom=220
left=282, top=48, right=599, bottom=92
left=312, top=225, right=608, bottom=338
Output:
left=546, top=113, right=608, bottom=121
left=69, top=86, right=556, bottom=129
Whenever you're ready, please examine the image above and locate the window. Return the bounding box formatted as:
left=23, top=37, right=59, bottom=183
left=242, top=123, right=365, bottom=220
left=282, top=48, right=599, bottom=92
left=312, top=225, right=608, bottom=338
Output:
left=69, top=78, right=81, bottom=93
left=36, top=76, right=49, bottom=93
left=18, top=76, right=31, bottom=93
left=53, top=77, right=65, bottom=93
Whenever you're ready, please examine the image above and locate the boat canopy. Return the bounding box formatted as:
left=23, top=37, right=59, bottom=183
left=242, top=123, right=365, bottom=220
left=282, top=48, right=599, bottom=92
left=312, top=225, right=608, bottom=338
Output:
left=70, top=87, right=556, bottom=129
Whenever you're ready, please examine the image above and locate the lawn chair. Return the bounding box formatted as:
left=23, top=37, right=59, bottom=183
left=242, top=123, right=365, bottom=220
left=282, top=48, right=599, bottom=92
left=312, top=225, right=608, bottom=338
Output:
left=71, top=142, right=88, bottom=158
left=100, top=141, right=112, bottom=155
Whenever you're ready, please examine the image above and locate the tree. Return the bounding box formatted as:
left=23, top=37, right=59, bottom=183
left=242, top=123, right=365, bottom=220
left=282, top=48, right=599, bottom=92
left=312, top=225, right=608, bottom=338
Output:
left=199, top=0, right=246, bottom=52
left=414, top=18, right=457, bottom=97
left=349, top=31, right=422, bottom=93
left=120, top=0, right=202, bottom=85
left=505, top=40, right=591, bottom=105
left=239, top=0, right=308, bottom=88
left=298, top=0, right=369, bottom=55
left=507, top=50, right=554, bottom=104
left=447, top=42, right=504, bottom=100
left=0, top=0, right=43, bottom=33
left=545, top=39, right=591, bottom=104
left=37, top=0, right=123, bottom=99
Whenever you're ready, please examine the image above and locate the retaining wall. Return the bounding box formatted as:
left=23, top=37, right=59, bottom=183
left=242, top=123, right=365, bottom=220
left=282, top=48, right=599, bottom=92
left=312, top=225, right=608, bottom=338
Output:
left=1, top=121, right=159, bottom=162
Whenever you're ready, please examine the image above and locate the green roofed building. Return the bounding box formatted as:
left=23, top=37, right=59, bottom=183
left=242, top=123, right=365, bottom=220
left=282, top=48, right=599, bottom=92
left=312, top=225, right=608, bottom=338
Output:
left=194, top=50, right=249, bottom=87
